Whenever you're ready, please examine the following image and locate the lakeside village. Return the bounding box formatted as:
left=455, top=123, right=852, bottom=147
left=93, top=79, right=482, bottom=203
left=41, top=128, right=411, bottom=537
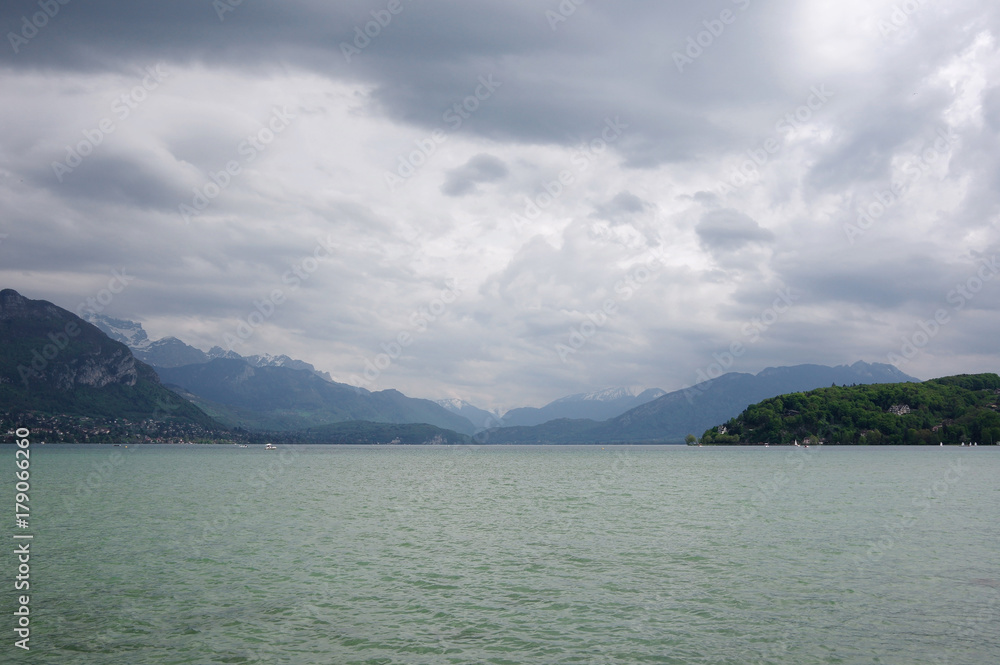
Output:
left=1, top=412, right=407, bottom=445
left=1, top=411, right=243, bottom=445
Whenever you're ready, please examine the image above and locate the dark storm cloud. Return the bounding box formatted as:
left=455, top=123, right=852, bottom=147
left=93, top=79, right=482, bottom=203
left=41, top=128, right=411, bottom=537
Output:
left=783, top=262, right=951, bottom=310
left=0, top=2, right=344, bottom=71
left=0, top=0, right=797, bottom=167
left=441, top=153, right=508, bottom=197
left=32, top=153, right=187, bottom=210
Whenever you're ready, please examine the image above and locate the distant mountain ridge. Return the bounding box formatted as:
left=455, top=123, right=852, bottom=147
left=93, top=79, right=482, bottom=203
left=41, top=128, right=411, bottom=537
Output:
left=500, top=386, right=667, bottom=426
left=590, top=362, right=918, bottom=442
left=86, top=314, right=480, bottom=434
left=88, top=313, right=334, bottom=381
left=435, top=398, right=501, bottom=432
left=156, top=358, right=478, bottom=434
left=553, top=387, right=653, bottom=403
left=483, top=362, right=919, bottom=444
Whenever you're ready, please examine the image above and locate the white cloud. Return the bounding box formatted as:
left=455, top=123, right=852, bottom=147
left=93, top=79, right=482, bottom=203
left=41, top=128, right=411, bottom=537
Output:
left=1, top=0, right=999, bottom=409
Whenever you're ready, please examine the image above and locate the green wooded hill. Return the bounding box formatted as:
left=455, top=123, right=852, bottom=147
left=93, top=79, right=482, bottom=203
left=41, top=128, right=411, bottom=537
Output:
left=700, top=373, right=1000, bottom=445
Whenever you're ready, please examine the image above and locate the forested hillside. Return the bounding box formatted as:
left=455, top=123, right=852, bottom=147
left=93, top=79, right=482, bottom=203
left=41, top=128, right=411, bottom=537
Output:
left=701, top=374, right=1000, bottom=445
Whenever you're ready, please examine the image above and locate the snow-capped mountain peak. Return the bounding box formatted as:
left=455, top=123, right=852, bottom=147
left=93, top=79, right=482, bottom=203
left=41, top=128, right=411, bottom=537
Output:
left=207, top=346, right=242, bottom=360
left=86, top=315, right=333, bottom=381
left=553, top=387, right=643, bottom=404
left=241, top=353, right=334, bottom=381
left=86, top=314, right=152, bottom=349
left=434, top=398, right=500, bottom=431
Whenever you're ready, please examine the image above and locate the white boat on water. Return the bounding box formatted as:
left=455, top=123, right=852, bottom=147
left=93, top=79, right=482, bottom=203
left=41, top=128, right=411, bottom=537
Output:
left=264, top=443, right=277, bottom=450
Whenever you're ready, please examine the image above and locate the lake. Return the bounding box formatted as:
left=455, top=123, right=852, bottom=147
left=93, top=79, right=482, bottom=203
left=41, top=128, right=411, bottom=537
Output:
left=3, top=444, right=998, bottom=664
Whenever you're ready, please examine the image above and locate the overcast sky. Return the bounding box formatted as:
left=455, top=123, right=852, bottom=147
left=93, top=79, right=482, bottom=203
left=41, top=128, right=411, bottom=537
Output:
left=2, top=0, right=999, bottom=410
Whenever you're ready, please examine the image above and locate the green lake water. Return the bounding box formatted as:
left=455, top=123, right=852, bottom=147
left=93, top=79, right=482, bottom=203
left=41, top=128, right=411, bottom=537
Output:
left=2, top=444, right=998, bottom=664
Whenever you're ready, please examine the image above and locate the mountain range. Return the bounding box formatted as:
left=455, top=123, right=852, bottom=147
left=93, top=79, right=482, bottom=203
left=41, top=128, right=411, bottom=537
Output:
left=499, top=387, right=668, bottom=427
left=88, top=314, right=673, bottom=431
left=155, top=358, right=478, bottom=434
left=1, top=289, right=925, bottom=444
left=88, top=314, right=335, bottom=380
left=434, top=388, right=669, bottom=431
left=481, top=362, right=919, bottom=443
left=86, top=315, right=484, bottom=432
